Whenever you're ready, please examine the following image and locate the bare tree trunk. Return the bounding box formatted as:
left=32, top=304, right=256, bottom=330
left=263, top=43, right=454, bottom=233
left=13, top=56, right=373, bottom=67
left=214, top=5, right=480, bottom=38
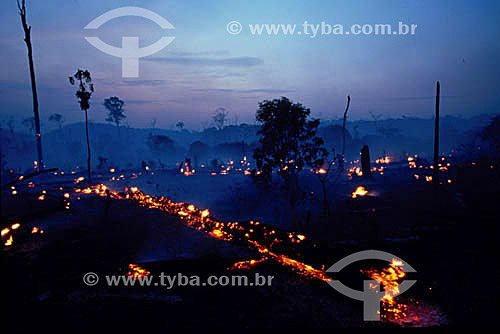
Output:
left=433, top=81, right=440, bottom=190
left=18, top=0, right=43, bottom=170
left=85, top=110, right=92, bottom=183
left=361, top=145, right=372, bottom=178
left=341, top=95, right=351, bottom=171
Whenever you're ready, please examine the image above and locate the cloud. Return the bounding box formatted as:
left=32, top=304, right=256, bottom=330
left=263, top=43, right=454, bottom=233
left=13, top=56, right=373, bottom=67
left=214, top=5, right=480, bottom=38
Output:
left=119, top=80, right=169, bottom=87
left=144, top=56, right=263, bottom=67
left=393, top=95, right=459, bottom=101
left=168, top=50, right=230, bottom=57
left=95, top=79, right=170, bottom=87
left=191, top=88, right=294, bottom=94
left=239, top=89, right=295, bottom=94
left=126, top=100, right=162, bottom=105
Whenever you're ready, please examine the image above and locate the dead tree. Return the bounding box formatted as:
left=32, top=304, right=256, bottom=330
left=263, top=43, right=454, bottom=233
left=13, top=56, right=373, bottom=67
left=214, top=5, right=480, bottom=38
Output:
left=341, top=95, right=351, bottom=172
left=18, top=0, right=44, bottom=170
left=433, top=81, right=440, bottom=189
left=361, top=145, right=372, bottom=178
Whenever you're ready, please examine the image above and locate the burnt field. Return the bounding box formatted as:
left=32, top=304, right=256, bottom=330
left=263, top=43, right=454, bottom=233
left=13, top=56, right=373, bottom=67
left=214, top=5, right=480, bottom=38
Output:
left=1, top=158, right=497, bottom=328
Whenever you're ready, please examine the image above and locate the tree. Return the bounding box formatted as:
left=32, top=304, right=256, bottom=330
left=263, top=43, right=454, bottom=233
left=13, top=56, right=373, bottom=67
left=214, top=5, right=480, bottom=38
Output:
left=18, top=0, right=43, bottom=170
left=361, top=145, right=372, bottom=178
left=213, top=107, right=229, bottom=130
left=339, top=95, right=351, bottom=173
left=49, top=113, right=65, bottom=130
left=69, top=69, right=94, bottom=183
left=104, top=96, right=126, bottom=129
left=253, top=97, right=327, bottom=207
left=433, top=81, right=440, bottom=189
left=176, top=121, right=185, bottom=131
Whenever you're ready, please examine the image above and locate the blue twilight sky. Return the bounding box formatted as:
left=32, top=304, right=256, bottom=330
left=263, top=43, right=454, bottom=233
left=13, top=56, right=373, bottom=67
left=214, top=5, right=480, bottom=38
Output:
left=0, top=0, right=499, bottom=129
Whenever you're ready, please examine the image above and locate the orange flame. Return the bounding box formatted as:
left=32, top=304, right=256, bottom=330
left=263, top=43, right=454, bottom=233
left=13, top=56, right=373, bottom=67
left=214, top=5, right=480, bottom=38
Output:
left=127, top=264, right=150, bottom=278
left=363, top=258, right=408, bottom=321
left=352, top=186, right=368, bottom=198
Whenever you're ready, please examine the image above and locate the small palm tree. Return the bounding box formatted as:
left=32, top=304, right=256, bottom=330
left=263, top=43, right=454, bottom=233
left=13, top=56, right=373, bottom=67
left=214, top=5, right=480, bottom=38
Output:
left=69, top=69, right=94, bottom=183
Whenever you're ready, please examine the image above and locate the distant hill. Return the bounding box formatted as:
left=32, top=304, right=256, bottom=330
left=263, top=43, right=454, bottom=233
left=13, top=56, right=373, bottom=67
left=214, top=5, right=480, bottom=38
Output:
left=1, top=114, right=497, bottom=171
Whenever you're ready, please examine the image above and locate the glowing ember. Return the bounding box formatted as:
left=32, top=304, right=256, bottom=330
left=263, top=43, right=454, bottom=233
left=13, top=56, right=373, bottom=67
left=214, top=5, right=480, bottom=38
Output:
left=1, top=228, right=10, bottom=237
left=4, top=235, right=13, bottom=246
left=363, top=258, right=408, bottom=322
left=75, top=176, right=85, bottom=184
left=317, top=168, right=327, bottom=174
left=229, top=258, right=268, bottom=270
left=128, top=264, right=150, bottom=278
left=352, top=186, right=368, bottom=198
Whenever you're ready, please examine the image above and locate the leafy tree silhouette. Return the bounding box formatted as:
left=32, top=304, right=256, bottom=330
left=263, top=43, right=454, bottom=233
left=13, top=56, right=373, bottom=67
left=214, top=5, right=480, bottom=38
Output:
left=213, top=107, right=229, bottom=130
left=253, top=97, right=327, bottom=208
left=176, top=121, right=185, bottom=131
left=69, top=69, right=94, bottom=183
left=103, top=96, right=126, bottom=131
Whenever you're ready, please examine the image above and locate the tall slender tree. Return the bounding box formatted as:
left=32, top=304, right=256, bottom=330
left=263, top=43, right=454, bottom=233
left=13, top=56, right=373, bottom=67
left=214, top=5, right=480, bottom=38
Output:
left=18, top=0, right=43, bottom=170
left=69, top=69, right=94, bottom=183
left=433, top=81, right=440, bottom=189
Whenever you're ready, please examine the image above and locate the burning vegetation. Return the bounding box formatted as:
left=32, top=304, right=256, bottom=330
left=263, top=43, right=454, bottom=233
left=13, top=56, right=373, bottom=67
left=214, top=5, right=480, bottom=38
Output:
left=60, top=183, right=425, bottom=324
